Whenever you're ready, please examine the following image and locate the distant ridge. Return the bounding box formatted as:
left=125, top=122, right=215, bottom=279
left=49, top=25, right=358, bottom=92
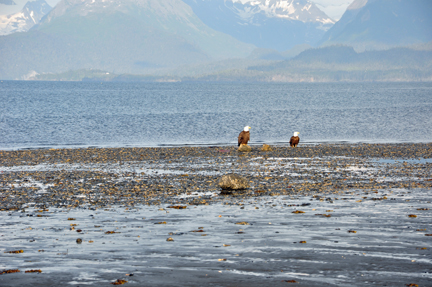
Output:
left=317, top=0, right=432, bottom=51
left=32, top=45, right=432, bottom=82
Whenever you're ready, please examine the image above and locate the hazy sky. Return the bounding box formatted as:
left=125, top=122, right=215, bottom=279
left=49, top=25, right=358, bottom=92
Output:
left=0, top=0, right=355, bottom=20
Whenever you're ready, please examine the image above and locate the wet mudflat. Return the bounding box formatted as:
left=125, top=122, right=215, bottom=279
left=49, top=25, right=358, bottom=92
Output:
left=1, top=143, right=431, bottom=286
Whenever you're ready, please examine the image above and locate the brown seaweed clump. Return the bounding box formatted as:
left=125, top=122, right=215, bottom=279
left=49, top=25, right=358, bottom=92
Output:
left=1, top=269, right=20, bottom=275
left=25, top=269, right=42, bottom=273
left=4, top=250, right=23, bottom=254
left=111, top=279, right=128, bottom=285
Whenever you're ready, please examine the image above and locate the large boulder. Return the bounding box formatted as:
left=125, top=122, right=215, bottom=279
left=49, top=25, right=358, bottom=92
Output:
left=218, top=174, right=250, bottom=190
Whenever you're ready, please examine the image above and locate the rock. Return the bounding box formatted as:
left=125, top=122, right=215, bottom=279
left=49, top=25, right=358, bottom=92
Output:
left=261, top=144, right=273, bottom=151
left=218, top=174, right=250, bottom=190
left=238, top=144, right=251, bottom=152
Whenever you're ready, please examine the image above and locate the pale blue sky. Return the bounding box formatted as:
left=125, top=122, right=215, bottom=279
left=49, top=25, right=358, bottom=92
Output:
left=0, top=0, right=355, bottom=20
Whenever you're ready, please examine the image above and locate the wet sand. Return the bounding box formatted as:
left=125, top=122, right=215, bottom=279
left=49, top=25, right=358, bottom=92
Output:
left=1, top=143, right=431, bottom=286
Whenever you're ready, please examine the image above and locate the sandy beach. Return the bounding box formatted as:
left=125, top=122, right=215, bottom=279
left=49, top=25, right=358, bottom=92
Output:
left=1, top=143, right=431, bottom=286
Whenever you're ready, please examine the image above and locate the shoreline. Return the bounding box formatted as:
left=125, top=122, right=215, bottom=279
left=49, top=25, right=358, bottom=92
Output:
left=1, top=143, right=431, bottom=286
left=1, top=143, right=431, bottom=210
left=1, top=140, right=431, bottom=151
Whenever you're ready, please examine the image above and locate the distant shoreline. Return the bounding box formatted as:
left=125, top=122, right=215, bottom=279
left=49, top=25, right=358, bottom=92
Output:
left=1, top=140, right=432, bottom=152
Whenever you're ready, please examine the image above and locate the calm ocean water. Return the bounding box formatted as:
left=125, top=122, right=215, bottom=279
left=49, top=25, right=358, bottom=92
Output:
left=0, top=81, right=431, bottom=150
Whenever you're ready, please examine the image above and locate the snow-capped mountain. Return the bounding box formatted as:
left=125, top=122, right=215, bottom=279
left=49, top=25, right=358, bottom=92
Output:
left=182, top=0, right=335, bottom=51
left=0, top=0, right=51, bottom=36
left=226, top=0, right=334, bottom=24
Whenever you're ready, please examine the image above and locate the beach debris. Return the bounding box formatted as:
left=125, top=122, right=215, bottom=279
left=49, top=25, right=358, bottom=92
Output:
left=348, top=230, right=357, bottom=233
left=5, top=250, right=23, bottom=254
left=167, top=205, right=187, bottom=209
left=1, top=269, right=20, bottom=275
left=261, top=144, right=273, bottom=151
left=111, top=279, right=128, bottom=285
left=25, top=269, right=42, bottom=273
left=218, top=258, right=227, bottom=261
left=299, top=241, right=307, bottom=244
left=282, top=280, right=298, bottom=283
left=67, top=218, right=76, bottom=220
left=235, top=221, right=250, bottom=225
left=292, top=210, right=305, bottom=214
left=315, top=214, right=332, bottom=217
left=155, top=222, right=167, bottom=224
left=166, top=237, right=174, bottom=242
left=76, top=238, right=82, bottom=244
left=218, top=174, right=250, bottom=190
left=408, top=214, right=417, bottom=218
left=190, top=229, right=205, bottom=232
left=406, top=284, right=418, bottom=287
left=105, top=231, right=120, bottom=234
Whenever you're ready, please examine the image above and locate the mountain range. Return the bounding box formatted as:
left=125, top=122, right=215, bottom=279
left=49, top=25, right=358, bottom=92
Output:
left=0, top=0, right=431, bottom=81
left=0, top=0, right=256, bottom=79
left=182, top=0, right=334, bottom=51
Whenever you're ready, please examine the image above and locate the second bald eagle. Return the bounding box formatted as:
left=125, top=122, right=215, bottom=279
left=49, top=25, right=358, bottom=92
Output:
left=290, top=132, right=300, bottom=147
left=238, top=126, right=251, bottom=146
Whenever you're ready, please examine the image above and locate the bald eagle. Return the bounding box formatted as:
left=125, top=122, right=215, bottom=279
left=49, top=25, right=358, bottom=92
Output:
left=289, top=132, right=300, bottom=147
left=238, top=126, right=251, bottom=146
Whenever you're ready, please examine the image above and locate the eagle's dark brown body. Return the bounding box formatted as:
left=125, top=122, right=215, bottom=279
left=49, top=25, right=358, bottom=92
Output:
left=238, top=131, right=250, bottom=146
left=289, top=136, right=300, bottom=147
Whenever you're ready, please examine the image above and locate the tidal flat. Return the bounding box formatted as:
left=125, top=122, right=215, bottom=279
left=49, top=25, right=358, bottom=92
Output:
left=1, top=143, right=431, bottom=286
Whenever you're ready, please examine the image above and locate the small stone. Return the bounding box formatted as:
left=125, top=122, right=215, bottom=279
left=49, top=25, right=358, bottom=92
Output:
left=238, top=144, right=251, bottom=152
left=76, top=238, right=82, bottom=244
left=261, top=144, right=273, bottom=151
